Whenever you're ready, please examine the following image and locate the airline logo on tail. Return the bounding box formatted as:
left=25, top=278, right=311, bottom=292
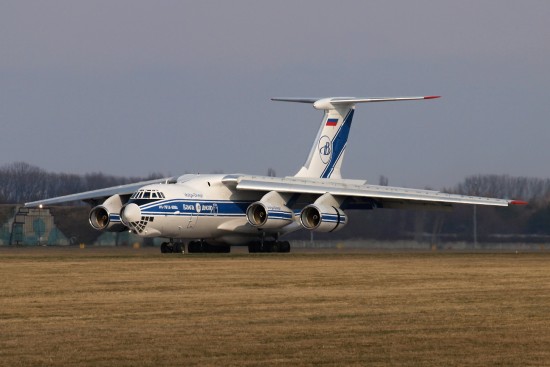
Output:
left=318, top=136, right=332, bottom=164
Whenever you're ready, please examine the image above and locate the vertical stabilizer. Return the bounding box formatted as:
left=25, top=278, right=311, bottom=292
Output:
left=295, top=103, right=355, bottom=179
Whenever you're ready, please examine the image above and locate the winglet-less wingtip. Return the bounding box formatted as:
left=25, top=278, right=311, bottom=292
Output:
left=424, top=96, right=441, bottom=99
left=510, top=200, right=528, bottom=206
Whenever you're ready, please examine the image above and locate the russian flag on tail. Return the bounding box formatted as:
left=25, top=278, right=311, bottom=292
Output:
left=326, top=118, right=338, bottom=126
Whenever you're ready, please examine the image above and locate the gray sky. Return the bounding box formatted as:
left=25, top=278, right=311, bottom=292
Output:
left=1, top=1, right=549, bottom=188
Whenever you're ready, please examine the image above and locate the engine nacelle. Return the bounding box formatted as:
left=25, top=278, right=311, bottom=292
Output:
left=246, top=201, right=294, bottom=229
left=89, top=194, right=127, bottom=232
left=300, top=204, right=347, bottom=232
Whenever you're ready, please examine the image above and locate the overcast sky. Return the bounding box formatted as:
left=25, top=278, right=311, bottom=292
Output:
left=1, top=1, right=549, bottom=188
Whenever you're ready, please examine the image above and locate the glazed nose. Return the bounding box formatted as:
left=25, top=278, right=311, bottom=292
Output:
left=120, top=203, right=141, bottom=225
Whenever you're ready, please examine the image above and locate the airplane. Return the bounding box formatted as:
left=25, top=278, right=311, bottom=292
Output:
left=25, top=96, right=527, bottom=253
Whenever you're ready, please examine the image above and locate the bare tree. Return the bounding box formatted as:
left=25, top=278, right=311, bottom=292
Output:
left=0, top=162, right=167, bottom=204
left=378, top=175, right=389, bottom=186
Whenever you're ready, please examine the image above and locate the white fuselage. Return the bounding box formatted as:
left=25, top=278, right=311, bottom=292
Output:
left=119, top=174, right=300, bottom=244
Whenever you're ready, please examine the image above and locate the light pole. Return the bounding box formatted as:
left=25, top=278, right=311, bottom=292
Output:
left=473, top=205, right=477, bottom=249
left=38, top=204, right=43, bottom=246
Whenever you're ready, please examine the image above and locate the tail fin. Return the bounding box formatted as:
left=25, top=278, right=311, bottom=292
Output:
left=272, top=96, right=440, bottom=179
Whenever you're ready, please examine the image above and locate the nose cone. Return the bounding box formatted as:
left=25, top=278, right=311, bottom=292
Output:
left=121, top=203, right=141, bottom=225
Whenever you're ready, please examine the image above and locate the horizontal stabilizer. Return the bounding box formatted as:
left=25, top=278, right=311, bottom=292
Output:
left=330, top=96, right=440, bottom=104
left=271, top=98, right=318, bottom=103
left=272, top=96, right=440, bottom=111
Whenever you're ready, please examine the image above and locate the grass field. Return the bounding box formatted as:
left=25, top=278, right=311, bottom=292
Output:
left=1, top=247, right=550, bottom=366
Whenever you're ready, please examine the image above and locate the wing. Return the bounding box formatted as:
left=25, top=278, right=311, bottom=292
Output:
left=222, top=175, right=526, bottom=209
left=25, top=177, right=175, bottom=207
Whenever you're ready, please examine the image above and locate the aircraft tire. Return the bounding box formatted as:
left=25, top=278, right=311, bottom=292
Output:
left=188, top=241, right=199, bottom=253
left=202, top=242, right=213, bottom=253
left=247, top=241, right=290, bottom=253
left=160, top=242, right=169, bottom=253
left=260, top=242, right=270, bottom=253
left=280, top=241, right=291, bottom=253
left=259, top=242, right=269, bottom=253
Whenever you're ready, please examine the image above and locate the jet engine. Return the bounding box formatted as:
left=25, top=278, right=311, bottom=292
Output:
left=300, top=204, right=347, bottom=232
left=300, top=193, right=347, bottom=232
left=89, top=194, right=127, bottom=232
left=246, top=191, right=294, bottom=229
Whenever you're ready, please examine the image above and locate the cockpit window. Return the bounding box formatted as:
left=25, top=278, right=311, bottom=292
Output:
left=131, top=189, right=165, bottom=200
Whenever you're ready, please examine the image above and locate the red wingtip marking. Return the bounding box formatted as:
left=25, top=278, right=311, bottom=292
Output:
left=424, top=96, right=441, bottom=99
left=510, top=200, right=528, bottom=206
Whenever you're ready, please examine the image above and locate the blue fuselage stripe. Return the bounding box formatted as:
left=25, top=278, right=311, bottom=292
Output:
left=132, top=198, right=252, bottom=218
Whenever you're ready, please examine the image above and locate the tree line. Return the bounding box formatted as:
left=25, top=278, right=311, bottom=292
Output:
left=0, top=162, right=163, bottom=204
left=449, top=174, right=550, bottom=205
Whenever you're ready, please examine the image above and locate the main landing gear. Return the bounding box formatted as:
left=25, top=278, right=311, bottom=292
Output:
left=159, top=240, right=291, bottom=254
left=248, top=241, right=291, bottom=253
left=160, top=241, right=184, bottom=254
left=188, top=241, right=230, bottom=253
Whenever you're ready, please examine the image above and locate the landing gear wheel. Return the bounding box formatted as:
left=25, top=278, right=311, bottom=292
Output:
left=248, top=241, right=291, bottom=253
left=160, top=242, right=184, bottom=254
left=188, top=241, right=201, bottom=253
left=280, top=241, right=291, bottom=253
left=248, top=242, right=260, bottom=253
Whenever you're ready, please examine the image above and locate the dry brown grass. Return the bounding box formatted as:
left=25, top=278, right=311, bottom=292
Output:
left=1, top=247, right=550, bottom=366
